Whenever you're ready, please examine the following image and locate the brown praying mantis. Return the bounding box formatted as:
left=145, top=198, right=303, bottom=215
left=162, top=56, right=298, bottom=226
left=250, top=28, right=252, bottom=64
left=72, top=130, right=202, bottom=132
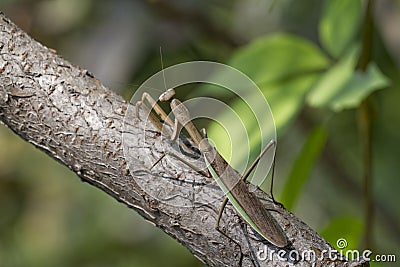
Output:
left=135, top=87, right=290, bottom=260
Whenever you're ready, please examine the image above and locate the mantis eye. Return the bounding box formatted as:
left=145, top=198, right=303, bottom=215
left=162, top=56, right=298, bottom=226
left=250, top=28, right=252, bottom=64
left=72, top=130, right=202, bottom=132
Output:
left=159, top=88, right=176, bottom=102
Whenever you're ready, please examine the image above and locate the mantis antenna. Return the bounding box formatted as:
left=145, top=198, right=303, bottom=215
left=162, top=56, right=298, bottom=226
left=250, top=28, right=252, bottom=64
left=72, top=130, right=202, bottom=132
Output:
left=160, top=46, right=168, bottom=92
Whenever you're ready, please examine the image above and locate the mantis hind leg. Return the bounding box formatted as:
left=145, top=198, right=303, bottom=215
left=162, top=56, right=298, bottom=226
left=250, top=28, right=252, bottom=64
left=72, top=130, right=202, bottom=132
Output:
left=241, top=139, right=281, bottom=205
left=215, top=197, right=259, bottom=267
left=215, top=197, right=244, bottom=266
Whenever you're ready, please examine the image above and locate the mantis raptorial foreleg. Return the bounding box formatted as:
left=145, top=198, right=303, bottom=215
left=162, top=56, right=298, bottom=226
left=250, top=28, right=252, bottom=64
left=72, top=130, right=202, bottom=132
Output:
left=135, top=89, right=209, bottom=177
left=136, top=92, right=174, bottom=127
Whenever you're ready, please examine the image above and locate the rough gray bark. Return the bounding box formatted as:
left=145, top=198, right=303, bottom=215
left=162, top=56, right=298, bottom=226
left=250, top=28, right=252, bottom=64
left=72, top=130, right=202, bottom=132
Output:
left=0, top=12, right=369, bottom=267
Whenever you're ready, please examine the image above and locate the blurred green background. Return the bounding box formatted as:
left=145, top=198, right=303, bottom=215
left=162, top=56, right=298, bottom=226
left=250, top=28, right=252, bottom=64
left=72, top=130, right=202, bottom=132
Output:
left=1, top=0, right=399, bottom=266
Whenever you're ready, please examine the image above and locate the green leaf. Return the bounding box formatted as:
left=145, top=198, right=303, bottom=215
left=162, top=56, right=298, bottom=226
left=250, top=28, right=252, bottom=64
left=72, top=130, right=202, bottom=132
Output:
left=228, top=34, right=329, bottom=134
left=307, top=46, right=359, bottom=108
left=280, top=127, right=327, bottom=211
left=229, top=34, right=329, bottom=85
left=192, top=34, right=329, bottom=101
left=329, top=63, right=389, bottom=111
left=319, top=0, right=362, bottom=58
left=225, top=33, right=330, bottom=134
left=229, top=33, right=330, bottom=85
left=307, top=47, right=390, bottom=111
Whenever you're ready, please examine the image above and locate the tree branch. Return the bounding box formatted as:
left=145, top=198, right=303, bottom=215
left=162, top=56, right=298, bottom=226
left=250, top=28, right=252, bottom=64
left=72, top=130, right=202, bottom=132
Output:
left=0, top=13, right=368, bottom=267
